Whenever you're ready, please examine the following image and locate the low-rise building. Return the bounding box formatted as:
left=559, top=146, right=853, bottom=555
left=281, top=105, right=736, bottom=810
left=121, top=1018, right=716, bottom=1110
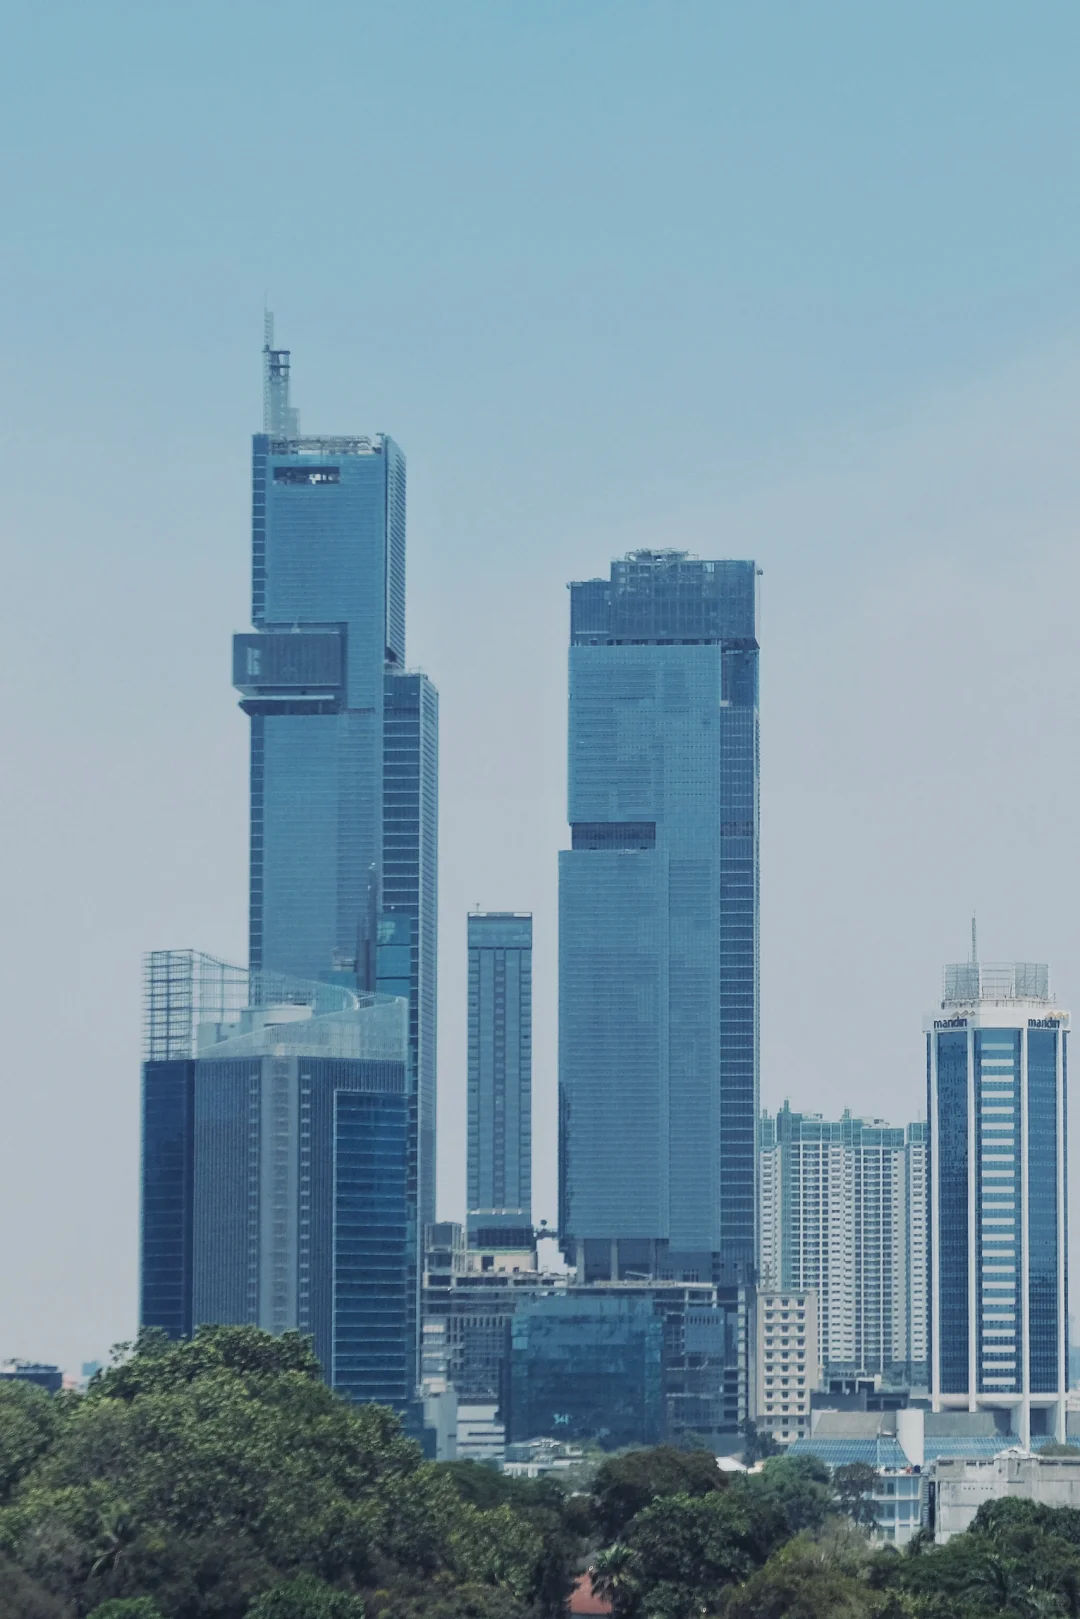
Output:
left=790, top=1411, right=922, bottom=1545
left=927, top=1452, right=1080, bottom=1543
left=457, top=1402, right=506, bottom=1465
left=0, top=1362, right=62, bottom=1394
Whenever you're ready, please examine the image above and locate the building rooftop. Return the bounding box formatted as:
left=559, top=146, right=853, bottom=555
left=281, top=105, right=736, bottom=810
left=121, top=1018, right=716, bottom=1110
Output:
left=569, top=551, right=757, bottom=646
left=941, top=961, right=1052, bottom=1007
left=143, top=949, right=407, bottom=1064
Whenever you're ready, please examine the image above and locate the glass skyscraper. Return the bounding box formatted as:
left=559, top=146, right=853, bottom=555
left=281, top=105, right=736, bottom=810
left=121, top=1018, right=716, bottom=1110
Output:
left=382, top=671, right=439, bottom=1228
left=926, top=958, right=1069, bottom=1444
left=232, top=324, right=438, bottom=1225
left=140, top=950, right=418, bottom=1408
left=467, top=912, right=533, bottom=1248
left=558, top=550, right=759, bottom=1286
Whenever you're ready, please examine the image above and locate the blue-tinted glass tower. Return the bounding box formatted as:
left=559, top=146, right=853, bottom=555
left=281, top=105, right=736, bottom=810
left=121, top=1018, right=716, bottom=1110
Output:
left=558, top=550, right=759, bottom=1286
left=467, top=912, right=533, bottom=1248
left=232, top=322, right=438, bottom=1224
left=381, top=671, right=439, bottom=1228
left=926, top=957, right=1069, bottom=1444
left=140, top=950, right=418, bottom=1408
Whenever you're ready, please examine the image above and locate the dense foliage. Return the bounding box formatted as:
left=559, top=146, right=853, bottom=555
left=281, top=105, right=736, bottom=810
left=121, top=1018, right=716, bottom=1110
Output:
left=0, top=1328, right=584, bottom=1619
left=3, top=1329, right=1080, bottom=1617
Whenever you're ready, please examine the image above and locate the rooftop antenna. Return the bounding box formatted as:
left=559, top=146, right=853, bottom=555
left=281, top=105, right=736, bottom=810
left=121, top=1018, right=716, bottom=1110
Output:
left=971, top=913, right=979, bottom=966
left=262, top=309, right=300, bottom=438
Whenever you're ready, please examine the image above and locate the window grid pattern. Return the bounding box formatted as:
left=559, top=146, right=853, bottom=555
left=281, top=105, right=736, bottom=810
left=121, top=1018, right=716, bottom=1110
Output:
left=759, top=1107, right=925, bottom=1378
left=140, top=1060, right=196, bottom=1339
left=975, top=1031, right=1020, bottom=1395
left=242, top=440, right=407, bottom=985
left=467, top=915, right=533, bottom=1230
left=382, top=671, right=439, bottom=1228
left=333, top=1086, right=417, bottom=1408
left=935, top=1032, right=970, bottom=1394
left=1027, top=1029, right=1061, bottom=1393
left=559, top=554, right=759, bottom=1287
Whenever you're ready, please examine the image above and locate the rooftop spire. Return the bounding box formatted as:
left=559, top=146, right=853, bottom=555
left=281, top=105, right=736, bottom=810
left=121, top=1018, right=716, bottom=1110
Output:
left=262, top=310, right=300, bottom=438
left=971, top=913, right=979, bottom=966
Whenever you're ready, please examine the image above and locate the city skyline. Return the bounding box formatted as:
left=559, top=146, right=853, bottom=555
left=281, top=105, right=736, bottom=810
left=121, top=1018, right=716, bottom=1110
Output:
left=5, top=2, right=1080, bottom=1370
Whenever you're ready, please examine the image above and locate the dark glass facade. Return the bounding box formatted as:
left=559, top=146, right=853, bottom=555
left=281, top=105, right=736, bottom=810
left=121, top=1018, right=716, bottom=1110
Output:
left=467, top=913, right=532, bottom=1243
left=381, top=671, right=439, bottom=1229
left=507, top=1293, right=665, bottom=1447
left=934, top=1031, right=969, bottom=1395
left=139, top=953, right=417, bottom=1411
left=559, top=552, right=759, bottom=1286
left=139, top=1060, right=195, bottom=1341
left=1028, top=1029, right=1061, bottom=1393
left=333, top=1087, right=417, bottom=1406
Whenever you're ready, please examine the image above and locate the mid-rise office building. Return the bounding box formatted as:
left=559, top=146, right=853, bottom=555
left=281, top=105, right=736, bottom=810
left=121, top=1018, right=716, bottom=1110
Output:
left=232, top=323, right=438, bottom=1224
left=759, top=1105, right=927, bottom=1381
left=467, top=912, right=533, bottom=1248
left=140, top=949, right=418, bottom=1410
left=926, top=958, right=1069, bottom=1444
left=754, top=1289, right=821, bottom=1444
left=0, top=1363, right=63, bottom=1394
left=559, top=550, right=759, bottom=1288
left=507, top=1292, right=665, bottom=1448
left=422, top=1223, right=749, bottom=1443
left=422, top=1222, right=556, bottom=1402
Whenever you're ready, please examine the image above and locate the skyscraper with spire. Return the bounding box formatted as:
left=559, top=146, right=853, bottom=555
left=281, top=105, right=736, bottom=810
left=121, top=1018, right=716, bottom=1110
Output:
left=232, top=320, right=439, bottom=1224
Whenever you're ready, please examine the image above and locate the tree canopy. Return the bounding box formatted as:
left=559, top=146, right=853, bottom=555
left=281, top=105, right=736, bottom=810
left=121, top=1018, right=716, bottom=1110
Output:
left=4, top=1330, right=1080, bottom=1619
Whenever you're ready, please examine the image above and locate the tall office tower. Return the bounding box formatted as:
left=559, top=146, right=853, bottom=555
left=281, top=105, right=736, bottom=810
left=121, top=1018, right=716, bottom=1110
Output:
left=926, top=958, right=1069, bottom=1444
left=467, top=913, right=533, bottom=1248
left=758, top=1105, right=927, bottom=1381
left=559, top=551, right=759, bottom=1286
left=382, top=672, right=439, bottom=1227
left=233, top=322, right=438, bottom=1222
left=140, top=950, right=418, bottom=1408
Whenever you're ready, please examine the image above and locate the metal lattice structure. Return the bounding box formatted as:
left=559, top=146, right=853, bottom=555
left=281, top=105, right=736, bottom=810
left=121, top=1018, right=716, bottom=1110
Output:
left=142, top=949, right=363, bottom=1062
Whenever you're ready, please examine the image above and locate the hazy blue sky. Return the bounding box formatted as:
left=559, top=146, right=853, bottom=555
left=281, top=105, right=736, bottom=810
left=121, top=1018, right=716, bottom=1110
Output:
left=3, top=1, right=1080, bottom=1369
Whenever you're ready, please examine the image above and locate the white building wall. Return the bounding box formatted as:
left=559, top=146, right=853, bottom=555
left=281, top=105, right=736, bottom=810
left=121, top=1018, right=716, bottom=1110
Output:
left=760, top=1110, right=928, bottom=1379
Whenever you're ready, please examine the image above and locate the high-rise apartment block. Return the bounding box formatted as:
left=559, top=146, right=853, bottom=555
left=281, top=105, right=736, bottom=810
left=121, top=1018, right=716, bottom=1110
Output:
left=926, top=959, right=1068, bottom=1444
left=139, top=950, right=417, bottom=1409
left=232, top=323, right=438, bottom=1225
left=754, top=1289, right=821, bottom=1444
left=559, top=551, right=759, bottom=1287
left=759, top=1105, right=927, bottom=1382
left=467, top=912, right=533, bottom=1248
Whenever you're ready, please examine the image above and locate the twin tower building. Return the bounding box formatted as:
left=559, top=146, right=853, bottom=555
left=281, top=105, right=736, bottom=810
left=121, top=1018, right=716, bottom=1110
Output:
left=140, top=330, right=1067, bottom=1441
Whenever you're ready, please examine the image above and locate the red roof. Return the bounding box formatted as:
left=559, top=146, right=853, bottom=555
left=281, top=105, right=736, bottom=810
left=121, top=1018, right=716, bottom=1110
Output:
left=569, top=1574, right=613, bottom=1616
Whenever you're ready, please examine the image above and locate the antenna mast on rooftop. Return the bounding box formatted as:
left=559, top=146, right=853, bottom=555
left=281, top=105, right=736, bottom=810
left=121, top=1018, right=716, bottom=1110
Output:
left=971, top=914, right=979, bottom=966
left=262, top=309, right=300, bottom=438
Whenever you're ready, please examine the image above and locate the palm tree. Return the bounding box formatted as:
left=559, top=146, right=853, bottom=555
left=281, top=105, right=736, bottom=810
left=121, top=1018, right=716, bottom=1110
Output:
left=963, top=1554, right=1027, bottom=1613
left=591, top=1543, right=642, bottom=1617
